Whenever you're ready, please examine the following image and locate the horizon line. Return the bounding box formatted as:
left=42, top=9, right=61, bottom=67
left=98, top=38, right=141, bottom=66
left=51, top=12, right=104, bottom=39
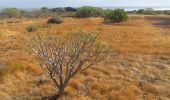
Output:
left=1, top=6, right=170, bottom=9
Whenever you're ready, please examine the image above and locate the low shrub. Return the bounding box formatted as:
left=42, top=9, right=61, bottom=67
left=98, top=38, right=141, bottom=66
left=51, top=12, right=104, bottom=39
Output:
left=137, top=9, right=145, bottom=14
left=40, top=7, right=49, bottom=13
left=104, top=9, right=128, bottom=23
left=143, top=8, right=155, bottom=15
left=137, top=8, right=170, bottom=15
left=47, top=16, right=63, bottom=24
left=164, top=10, right=170, bottom=15
left=2, top=8, right=21, bottom=18
left=76, top=6, right=103, bottom=18
left=26, top=24, right=37, bottom=32
left=137, top=8, right=155, bottom=15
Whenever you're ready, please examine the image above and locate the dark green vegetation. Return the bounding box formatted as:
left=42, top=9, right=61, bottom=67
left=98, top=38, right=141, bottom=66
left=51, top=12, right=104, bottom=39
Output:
left=75, top=6, right=128, bottom=23
left=1, top=8, right=21, bottom=18
left=137, top=8, right=155, bottom=15
left=47, top=16, right=63, bottom=24
left=104, top=9, right=128, bottom=23
left=0, top=6, right=130, bottom=23
left=137, top=8, right=170, bottom=15
left=1, top=7, right=170, bottom=18
left=40, top=7, right=49, bottom=13
left=76, top=6, right=103, bottom=17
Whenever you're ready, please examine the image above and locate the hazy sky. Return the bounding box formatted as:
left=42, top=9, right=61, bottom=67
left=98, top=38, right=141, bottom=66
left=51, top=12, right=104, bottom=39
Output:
left=0, top=0, right=170, bottom=8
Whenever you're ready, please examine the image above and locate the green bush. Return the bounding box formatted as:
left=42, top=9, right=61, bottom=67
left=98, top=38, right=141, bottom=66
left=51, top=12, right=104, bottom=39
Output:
left=76, top=6, right=103, bottom=18
left=164, top=10, right=170, bottom=15
left=47, top=16, right=63, bottom=24
left=26, top=24, right=38, bottom=32
left=137, top=8, right=155, bottom=15
left=137, top=9, right=145, bottom=14
left=2, top=8, right=21, bottom=18
left=144, top=8, right=155, bottom=15
left=104, top=9, right=128, bottom=23
left=40, top=7, right=49, bottom=13
left=92, top=7, right=104, bottom=17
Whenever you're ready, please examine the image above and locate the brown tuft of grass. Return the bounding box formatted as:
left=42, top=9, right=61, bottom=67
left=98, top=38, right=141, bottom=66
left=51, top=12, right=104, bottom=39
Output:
left=107, top=91, right=127, bottom=100
left=0, top=63, right=23, bottom=76
left=87, top=90, right=101, bottom=99
left=26, top=64, right=43, bottom=75
left=121, top=85, right=141, bottom=100
left=80, top=69, right=93, bottom=76
left=65, top=86, right=76, bottom=95
left=73, top=95, right=91, bottom=100
left=90, top=81, right=111, bottom=94
left=143, top=94, right=156, bottom=100
left=69, top=79, right=81, bottom=90
left=0, top=92, right=10, bottom=100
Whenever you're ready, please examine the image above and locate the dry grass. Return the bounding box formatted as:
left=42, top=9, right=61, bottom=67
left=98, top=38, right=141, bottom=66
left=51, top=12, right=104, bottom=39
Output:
left=0, top=15, right=170, bottom=99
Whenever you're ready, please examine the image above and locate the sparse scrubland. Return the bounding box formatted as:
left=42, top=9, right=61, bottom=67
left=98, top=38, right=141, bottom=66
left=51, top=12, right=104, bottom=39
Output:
left=0, top=8, right=170, bottom=100
left=1, top=8, right=21, bottom=18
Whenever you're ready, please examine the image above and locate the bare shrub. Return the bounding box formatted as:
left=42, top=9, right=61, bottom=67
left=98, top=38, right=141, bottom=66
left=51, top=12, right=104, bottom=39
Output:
left=27, top=31, right=111, bottom=96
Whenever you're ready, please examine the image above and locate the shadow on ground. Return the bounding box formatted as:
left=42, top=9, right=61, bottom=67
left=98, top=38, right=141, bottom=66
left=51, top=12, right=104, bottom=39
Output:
left=145, top=16, right=170, bottom=28
left=42, top=95, right=59, bottom=100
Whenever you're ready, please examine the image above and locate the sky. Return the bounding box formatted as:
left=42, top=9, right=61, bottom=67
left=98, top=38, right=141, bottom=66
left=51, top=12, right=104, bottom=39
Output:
left=0, top=0, right=170, bottom=8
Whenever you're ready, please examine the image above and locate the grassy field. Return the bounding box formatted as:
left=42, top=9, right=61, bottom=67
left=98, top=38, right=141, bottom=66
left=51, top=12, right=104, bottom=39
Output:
left=0, top=15, right=170, bottom=100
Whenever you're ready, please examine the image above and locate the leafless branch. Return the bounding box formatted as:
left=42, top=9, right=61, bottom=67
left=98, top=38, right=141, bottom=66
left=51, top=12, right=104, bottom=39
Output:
left=27, top=31, right=111, bottom=95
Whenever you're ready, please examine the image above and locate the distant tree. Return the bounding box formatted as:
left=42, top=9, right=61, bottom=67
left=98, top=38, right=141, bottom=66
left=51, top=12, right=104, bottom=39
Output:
left=137, top=9, right=145, bottom=14
left=40, top=7, right=49, bottom=13
left=76, top=6, right=103, bottom=17
left=65, top=7, right=77, bottom=12
left=164, top=10, right=170, bottom=15
left=137, top=8, right=155, bottom=15
left=49, top=8, right=65, bottom=12
left=2, top=8, right=21, bottom=18
left=92, top=7, right=104, bottom=17
left=144, top=8, right=155, bottom=15
left=104, top=9, right=128, bottom=23
left=27, top=31, right=110, bottom=96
